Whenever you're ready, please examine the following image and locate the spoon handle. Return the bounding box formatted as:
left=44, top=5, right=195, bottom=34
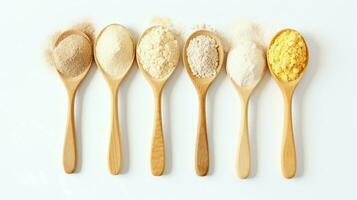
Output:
left=63, top=91, right=77, bottom=173
left=237, top=96, right=251, bottom=179
left=281, top=93, right=296, bottom=178
left=151, top=90, right=165, bottom=176
left=108, top=89, right=121, bottom=175
left=195, top=93, right=209, bottom=176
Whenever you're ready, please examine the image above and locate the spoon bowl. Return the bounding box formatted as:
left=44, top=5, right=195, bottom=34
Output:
left=55, top=30, right=93, bottom=173
left=267, top=28, right=309, bottom=178
left=136, top=26, right=180, bottom=176
left=182, top=30, right=224, bottom=176
left=94, top=24, right=135, bottom=175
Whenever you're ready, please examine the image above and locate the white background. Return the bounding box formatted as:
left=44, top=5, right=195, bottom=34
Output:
left=0, top=0, right=356, bottom=199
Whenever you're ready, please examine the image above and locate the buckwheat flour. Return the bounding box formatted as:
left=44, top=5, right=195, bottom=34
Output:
left=45, top=22, right=94, bottom=77
left=52, top=34, right=92, bottom=77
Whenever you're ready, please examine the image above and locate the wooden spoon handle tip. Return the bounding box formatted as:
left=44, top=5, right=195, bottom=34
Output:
left=151, top=92, right=165, bottom=176
left=195, top=94, right=209, bottom=176
left=63, top=92, right=77, bottom=174
left=108, top=90, right=121, bottom=175
left=281, top=94, right=296, bottom=178
left=237, top=98, right=250, bottom=179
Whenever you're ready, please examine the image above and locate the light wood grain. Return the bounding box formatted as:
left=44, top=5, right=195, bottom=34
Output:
left=267, top=28, right=309, bottom=179
left=229, top=71, right=265, bottom=179
left=196, top=90, right=209, bottom=176
left=237, top=92, right=251, bottom=179
left=55, top=30, right=93, bottom=174
left=94, top=24, right=135, bottom=175
left=63, top=88, right=77, bottom=173
left=151, top=88, right=165, bottom=176
left=108, top=87, right=121, bottom=175
left=281, top=87, right=296, bottom=178
left=136, top=26, right=180, bottom=176
left=182, top=30, right=225, bottom=176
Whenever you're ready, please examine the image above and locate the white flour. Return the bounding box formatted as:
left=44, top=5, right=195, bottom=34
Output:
left=227, top=41, right=265, bottom=87
left=226, top=22, right=266, bottom=87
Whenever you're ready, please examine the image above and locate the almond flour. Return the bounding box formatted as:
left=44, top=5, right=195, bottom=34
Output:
left=137, top=26, right=179, bottom=79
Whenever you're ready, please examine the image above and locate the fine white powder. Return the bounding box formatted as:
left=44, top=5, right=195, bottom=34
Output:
left=95, top=25, right=134, bottom=78
left=187, top=35, right=218, bottom=78
left=137, top=26, right=179, bottom=79
left=226, top=22, right=266, bottom=87
left=227, top=41, right=265, bottom=87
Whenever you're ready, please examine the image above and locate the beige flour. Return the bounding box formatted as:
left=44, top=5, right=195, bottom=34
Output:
left=137, top=26, right=179, bottom=79
left=95, top=25, right=134, bottom=78
left=187, top=35, right=218, bottom=78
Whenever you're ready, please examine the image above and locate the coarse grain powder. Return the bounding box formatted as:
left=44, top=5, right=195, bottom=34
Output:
left=137, top=26, right=179, bottom=79
left=187, top=35, right=218, bottom=78
left=52, top=34, right=92, bottom=77
left=95, top=25, right=134, bottom=78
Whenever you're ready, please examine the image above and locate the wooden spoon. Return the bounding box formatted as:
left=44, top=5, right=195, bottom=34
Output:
left=136, top=26, right=180, bottom=176
left=54, top=30, right=93, bottom=173
left=229, top=70, right=265, bottom=179
left=267, top=29, right=309, bottom=179
left=182, top=30, right=225, bottom=176
left=94, top=24, right=135, bottom=175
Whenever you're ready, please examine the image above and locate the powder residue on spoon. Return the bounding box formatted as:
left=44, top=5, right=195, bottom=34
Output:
left=137, top=26, right=179, bottom=79
left=268, top=29, right=308, bottom=82
left=186, top=35, right=219, bottom=78
left=95, top=25, right=134, bottom=78
left=53, top=34, right=92, bottom=77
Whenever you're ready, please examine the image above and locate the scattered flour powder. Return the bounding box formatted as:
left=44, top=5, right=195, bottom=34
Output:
left=187, top=35, right=218, bottom=78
